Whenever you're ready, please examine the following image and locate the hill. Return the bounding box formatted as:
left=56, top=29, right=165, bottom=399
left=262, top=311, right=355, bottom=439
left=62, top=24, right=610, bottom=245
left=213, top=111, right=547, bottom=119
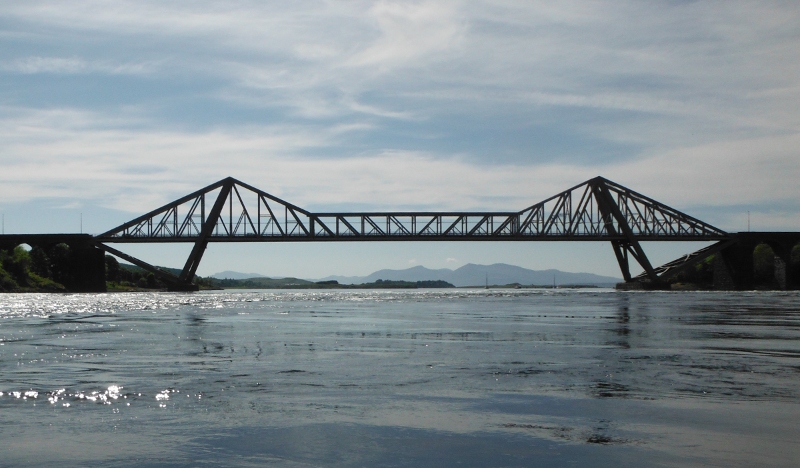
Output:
left=207, top=277, right=454, bottom=289
left=317, top=263, right=620, bottom=287
left=210, top=270, right=268, bottom=280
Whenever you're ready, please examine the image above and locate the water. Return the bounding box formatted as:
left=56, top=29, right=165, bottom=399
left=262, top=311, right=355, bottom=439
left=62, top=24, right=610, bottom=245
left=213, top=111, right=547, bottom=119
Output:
left=0, top=289, right=798, bottom=467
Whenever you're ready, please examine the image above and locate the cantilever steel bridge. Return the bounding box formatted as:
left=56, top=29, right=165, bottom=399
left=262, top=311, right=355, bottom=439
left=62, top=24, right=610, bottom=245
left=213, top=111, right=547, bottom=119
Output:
left=87, top=176, right=740, bottom=290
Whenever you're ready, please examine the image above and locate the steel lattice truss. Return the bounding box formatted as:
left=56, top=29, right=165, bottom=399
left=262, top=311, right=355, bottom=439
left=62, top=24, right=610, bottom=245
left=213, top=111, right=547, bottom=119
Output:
left=93, top=176, right=730, bottom=287
left=97, top=176, right=727, bottom=243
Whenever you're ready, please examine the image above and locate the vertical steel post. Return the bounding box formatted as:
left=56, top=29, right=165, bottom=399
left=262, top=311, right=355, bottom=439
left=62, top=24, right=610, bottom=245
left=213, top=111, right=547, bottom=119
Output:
left=593, top=179, right=658, bottom=282
left=178, top=179, right=233, bottom=286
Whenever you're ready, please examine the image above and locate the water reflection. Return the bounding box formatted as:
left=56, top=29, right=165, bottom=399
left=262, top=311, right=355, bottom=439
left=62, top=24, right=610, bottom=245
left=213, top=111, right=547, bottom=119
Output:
left=0, top=290, right=798, bottom=466
left=615, top=301, right=631, bottom=348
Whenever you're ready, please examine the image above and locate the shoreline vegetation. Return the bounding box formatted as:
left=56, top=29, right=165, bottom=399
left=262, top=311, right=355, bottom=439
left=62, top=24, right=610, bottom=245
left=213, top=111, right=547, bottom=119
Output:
left=206, top=277, right=605, bottom=291
left=0, top=246, right=612, bottom=293
left=1, top=245, right=797, bottom=293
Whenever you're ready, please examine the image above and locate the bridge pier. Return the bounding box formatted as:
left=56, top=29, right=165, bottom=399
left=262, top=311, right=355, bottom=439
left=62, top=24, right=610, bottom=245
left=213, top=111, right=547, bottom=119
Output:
left=713, top=241, right=755, bottom=290
left=711, top=233, right=800, bottom=290
left=769, top=243, right=797, bottom=290
left=0, top=235, right=107, bottom=292
left=66, top=244, right=107, bottom=292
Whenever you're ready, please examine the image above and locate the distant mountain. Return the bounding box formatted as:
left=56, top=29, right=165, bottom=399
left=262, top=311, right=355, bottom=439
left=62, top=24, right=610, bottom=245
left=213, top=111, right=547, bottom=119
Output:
left=210, top=271, right=267, bottom=280
left=208, top=277, right=455, bottom=290
left=315, top=265, right=452, bottom=285
left=316, top=263, right=620, bottom=287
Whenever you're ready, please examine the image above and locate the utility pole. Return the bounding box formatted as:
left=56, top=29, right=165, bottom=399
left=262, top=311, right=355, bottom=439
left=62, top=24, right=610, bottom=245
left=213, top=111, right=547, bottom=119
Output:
left=747, top=211, right=750, bottom=232
left=80, top=213, right=83, bottom=233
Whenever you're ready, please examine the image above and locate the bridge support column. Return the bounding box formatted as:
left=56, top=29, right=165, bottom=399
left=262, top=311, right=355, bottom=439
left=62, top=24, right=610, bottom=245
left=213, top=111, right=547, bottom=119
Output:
left=610, top=240, right=632, bottom=282
left=174, top=179, right=233, bottom=291
left=784, top=249, right=798, bottom=290
left=593, top=181, right=663, bottom=287
left=713, top=241, right=755, bottom=290
left=771, top=243, right=797, bottom=290
left=774, top=254, right=788, bottom=290
left=712, top=254, right=736, bottom=290
left=65, top=244, right=107, bottom=292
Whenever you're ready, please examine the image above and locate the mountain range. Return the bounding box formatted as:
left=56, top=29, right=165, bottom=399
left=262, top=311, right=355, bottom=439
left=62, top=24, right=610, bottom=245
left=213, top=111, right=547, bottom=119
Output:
left=211, top=263, right=620, bottom=287
left=211, top=270, right=267, bottom=280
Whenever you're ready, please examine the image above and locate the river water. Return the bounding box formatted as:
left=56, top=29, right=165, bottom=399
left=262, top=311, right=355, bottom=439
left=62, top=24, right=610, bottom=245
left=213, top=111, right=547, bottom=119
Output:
left=0, top=289, right=798, bottom=467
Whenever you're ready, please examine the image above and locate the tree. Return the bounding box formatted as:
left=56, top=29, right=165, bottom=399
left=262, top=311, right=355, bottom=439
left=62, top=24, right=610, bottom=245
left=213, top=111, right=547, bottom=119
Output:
left=49, top=243, right=73, bottom=286
left=0, top=246, right=31, bottom=286
left=146, top=272, right=157, bottom=288
left=0, top=261, right=19, bottom=291
left=105, top=255, right=120, bottom=282
left=30, top=246, right=51, bottom=278
left=753, top=243, right=776, bottom=284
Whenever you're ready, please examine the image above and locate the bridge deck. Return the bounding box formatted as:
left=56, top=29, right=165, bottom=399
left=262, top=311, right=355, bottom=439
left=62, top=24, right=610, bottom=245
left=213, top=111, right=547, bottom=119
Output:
left=94, top=234, right=731, bottom=243
left=0, top=234, right=95, bottom=246
left=9, top=177, right=793, bottom=290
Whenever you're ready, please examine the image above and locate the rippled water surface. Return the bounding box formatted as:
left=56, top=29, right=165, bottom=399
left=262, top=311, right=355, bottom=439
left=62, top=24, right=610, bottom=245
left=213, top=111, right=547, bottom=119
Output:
left=1, top=289, right=799, bottom=467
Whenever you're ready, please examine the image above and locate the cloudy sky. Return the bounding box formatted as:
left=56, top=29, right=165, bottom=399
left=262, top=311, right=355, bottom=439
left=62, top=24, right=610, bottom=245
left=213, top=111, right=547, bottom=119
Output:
left=1, top=1, right=798, bottom=279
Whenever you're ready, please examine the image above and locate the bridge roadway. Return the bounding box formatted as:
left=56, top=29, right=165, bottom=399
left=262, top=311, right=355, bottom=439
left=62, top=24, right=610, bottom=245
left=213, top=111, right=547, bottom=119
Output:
left=1, top=176, right=797, bottom=291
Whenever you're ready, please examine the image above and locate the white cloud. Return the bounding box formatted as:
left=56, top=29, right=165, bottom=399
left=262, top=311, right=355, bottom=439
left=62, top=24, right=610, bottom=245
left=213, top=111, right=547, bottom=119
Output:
left=4, top=56, right=158, bottom=76
left=6, top=1, right=799, bottom=131
left=346, top=1, right=466, bottom=70
left=7, top=56, right=86, bottom=74
left=2, top=107, right=798, bottom=234
left=1, top=1, right=799, bottom=236
left=608, top=132, right=800, bottom=208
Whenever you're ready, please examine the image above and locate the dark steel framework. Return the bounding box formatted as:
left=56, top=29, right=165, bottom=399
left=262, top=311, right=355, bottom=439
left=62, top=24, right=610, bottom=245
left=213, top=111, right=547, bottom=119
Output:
left=93, top=176, right=730, bottom=289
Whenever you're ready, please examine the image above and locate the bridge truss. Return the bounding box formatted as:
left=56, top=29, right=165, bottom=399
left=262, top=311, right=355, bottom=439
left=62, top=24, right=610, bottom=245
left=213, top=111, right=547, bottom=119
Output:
left=94, top=176, right=730, bottom=289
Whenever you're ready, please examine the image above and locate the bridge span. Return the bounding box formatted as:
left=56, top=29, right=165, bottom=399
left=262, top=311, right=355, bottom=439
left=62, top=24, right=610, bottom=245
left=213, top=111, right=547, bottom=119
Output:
left=1, top=177, right=797, bottom=291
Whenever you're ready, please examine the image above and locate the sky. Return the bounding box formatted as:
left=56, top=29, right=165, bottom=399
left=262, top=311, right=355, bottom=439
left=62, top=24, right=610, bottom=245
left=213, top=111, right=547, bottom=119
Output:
left=1, top=1, right=799, bottom=279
